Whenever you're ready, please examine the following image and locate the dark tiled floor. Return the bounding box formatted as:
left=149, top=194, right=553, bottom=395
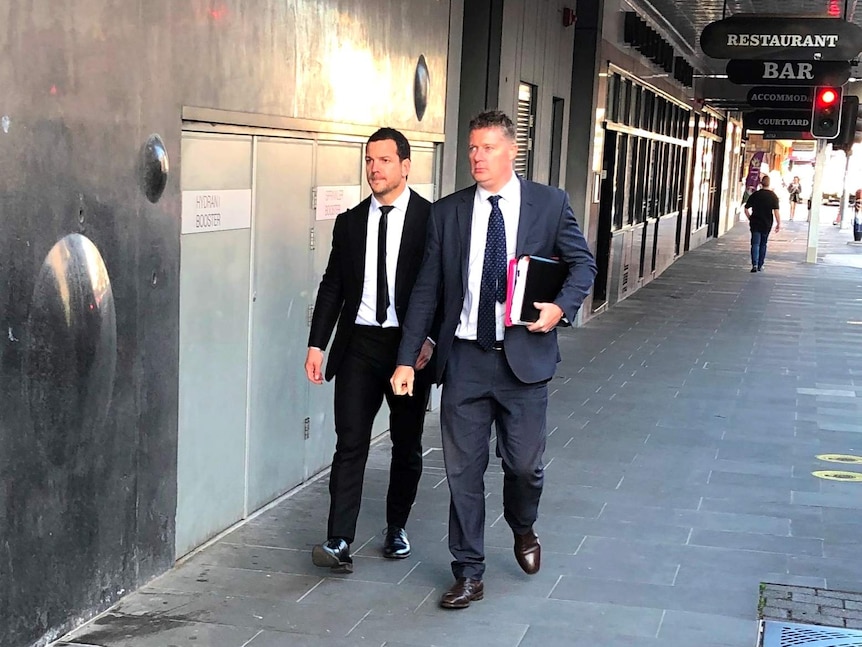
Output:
left=58, top=210, right=862, bottom=646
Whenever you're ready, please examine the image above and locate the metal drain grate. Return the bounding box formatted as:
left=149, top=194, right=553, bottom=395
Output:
left=762, top=621, right=862, bottom=647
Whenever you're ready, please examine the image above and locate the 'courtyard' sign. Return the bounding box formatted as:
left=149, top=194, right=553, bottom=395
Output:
left=742, top=109, right=812, bottom=132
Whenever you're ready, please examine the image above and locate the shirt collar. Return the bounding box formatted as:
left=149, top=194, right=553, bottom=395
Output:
left=476, top=172, right=521, bottom=206
left=371, top=186, right=411, bottom=214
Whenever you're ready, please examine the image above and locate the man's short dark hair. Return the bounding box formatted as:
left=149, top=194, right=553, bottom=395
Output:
left=760, top=175, right=771, bottom=188
left=367, top=127, right=411, bottom=161
left=469, top=110, right=516, bottom=141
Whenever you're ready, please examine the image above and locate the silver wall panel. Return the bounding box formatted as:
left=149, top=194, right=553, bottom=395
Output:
left=410, top=145, right=437, bottom=186
left=307, top=140, right=364, bottom=479
left=642, top=219, right=657, bottom=286
left=177, top=133, right=253, bottom=556
left=247, top=138, right=316, bottom=509
left=655, top=214, right=678, bottom=276
left=167, top=0, right=448, bottom=136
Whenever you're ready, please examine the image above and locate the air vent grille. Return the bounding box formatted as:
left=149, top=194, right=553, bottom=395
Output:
left=762, top=621, right=862, bottom=647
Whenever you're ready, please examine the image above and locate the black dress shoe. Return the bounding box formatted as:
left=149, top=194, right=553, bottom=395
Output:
left=382, top=526, right=411, bottom=559
left=440, top=577, right=484, bottom=609
left=513, top=528, right=541, bottom=574
left=311, top=538, right=353, bottom=573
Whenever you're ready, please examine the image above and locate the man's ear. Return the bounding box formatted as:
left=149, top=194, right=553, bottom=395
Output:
left=402, top=158, right=412, bottom=179
left=508, top=141, right=518, bottom=162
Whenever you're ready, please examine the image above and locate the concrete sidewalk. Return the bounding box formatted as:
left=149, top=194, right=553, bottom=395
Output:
left=57, top=211, right=862, bottom=647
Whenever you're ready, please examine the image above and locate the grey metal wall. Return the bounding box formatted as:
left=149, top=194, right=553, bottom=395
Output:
left=498, top=0, right=576, bottom=185
left=0, top=1, right=451, bottom=646
left=456, top=0, right=575, bottom=189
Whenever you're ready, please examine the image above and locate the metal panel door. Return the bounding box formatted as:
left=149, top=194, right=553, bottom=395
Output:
left=177, top=133, right=252, bottom=556
left=246, top=137, right=314, bottom=510
left=306, top=140, right=364, bottom=478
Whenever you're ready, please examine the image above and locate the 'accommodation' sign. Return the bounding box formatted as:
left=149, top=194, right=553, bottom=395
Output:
left=701, top=16, right=862, bottom=61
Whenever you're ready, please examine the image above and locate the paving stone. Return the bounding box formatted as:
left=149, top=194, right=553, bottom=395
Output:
left=51, top=222, right=862, bottom=647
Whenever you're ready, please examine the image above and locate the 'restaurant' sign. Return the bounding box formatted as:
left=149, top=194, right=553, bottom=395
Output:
left=726, top=59, right=851, bottom=86
left=742, top=109, right=812, bottom=132
left=746, top=86, right=814, bottom=108
left=701, top=16, right=862, bottom=60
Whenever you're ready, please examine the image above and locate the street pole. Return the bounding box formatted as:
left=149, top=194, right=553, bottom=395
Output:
left=838, top=149, right=852, bottom=229
left=806, top=138, right=829, bottom=263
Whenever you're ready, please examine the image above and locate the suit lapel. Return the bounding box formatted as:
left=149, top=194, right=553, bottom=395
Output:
left=348, top=197, right=372, bottom=281
left=457, top=187, right=476, bottom=294
left=515, top=177, right=537, bottom=256
left=394, top=190, right=421, bottom=309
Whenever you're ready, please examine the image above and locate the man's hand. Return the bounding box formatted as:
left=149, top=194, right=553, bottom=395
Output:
left=414, top=339, right=435, bottom=370
left=526, top=302, right=564, bottom=334
left=305, top=348, right=324, bottom=385
left=775, top=223, right=781, bottom=232
left=391, top=365, right=415, bottom=396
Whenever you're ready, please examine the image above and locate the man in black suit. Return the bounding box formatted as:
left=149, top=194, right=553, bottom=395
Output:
left=305, top=128, right=436, bottom=573
left=391, top=111, right=596, bottom=607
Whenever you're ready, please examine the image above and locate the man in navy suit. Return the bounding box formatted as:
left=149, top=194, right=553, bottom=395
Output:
left=306, top=128, right=436, bottom=573
left=391, top=111, right=596, bottom=608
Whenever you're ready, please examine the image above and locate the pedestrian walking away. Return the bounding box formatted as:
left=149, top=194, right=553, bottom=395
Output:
left=390, top=110, right=596, bottom=609
left=745, top=174, right=780, bottom=273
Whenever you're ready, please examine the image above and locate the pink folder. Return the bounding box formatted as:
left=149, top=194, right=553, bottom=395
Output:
left=504, top=257, right=518, bottom=327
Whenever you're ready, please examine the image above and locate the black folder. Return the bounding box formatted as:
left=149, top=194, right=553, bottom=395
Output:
left=506, top=255, right=568, bottom=325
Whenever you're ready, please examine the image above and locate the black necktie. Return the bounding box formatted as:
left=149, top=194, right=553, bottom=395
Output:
left=376, top=205, right=394, bottom=325
left=477, top=195, right=507, bottom=350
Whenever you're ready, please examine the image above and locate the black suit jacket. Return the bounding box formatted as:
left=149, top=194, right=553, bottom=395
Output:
left=397, top=178, right=597, bottom=385
left=309, top=189, right=434, bottom=381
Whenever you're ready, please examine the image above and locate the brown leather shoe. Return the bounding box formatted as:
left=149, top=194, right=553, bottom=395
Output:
left=513, top=528, right=541, bottom=574
left=439, top=577, right=484, bottom=609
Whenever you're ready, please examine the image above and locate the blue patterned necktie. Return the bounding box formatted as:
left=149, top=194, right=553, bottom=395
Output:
left=476, top=195, right=507, bottom=350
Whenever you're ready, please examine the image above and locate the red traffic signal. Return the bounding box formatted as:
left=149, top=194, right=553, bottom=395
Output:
left=811, top=85, right=844, bottom=138
left=817, top=87, right=838, bottom=106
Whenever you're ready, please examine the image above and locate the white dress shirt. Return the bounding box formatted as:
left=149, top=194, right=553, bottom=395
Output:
left=456, top=173, right=521, bottom=341
left=355, top=186, right=411, bottom=327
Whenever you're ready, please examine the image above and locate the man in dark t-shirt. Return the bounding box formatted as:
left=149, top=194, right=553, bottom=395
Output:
left=744, top=175, right=781, bottom=272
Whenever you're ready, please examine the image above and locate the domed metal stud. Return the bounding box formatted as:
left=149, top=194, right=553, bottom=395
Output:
left=414, top=55, right=430, bottom=122
left=140, top=133, right=169, bottom=203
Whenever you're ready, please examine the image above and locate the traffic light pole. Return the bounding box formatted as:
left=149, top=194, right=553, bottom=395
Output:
left=806, top=138, right=829, bottom=263
left=838, top=149, right=852, bottom=230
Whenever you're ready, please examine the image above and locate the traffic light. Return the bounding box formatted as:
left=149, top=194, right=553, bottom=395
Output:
left=811, top=86, right=844, bottom=139
left=832, top=95, right=860, bottom=152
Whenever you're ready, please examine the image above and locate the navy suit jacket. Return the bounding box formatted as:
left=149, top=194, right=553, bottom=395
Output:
left=309, top=189, right=434, bottom=382
left=397, top=178, right=596, bottom=385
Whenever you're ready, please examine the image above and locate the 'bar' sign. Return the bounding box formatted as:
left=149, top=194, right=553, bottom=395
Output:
left=726, top=60, right=851, bottom=86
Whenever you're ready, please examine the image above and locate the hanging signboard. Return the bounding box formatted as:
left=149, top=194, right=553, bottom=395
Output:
left=701, top=16, right=862, bottom=60
left=746, top=86, right=814, bottom=108
left=762, top=131, right=814, bottom=141
left=744, top=151, right=765, bottom=194
left=742, top=110, right=812, bottom=132
left=726, top=60, right=851, bottom=86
